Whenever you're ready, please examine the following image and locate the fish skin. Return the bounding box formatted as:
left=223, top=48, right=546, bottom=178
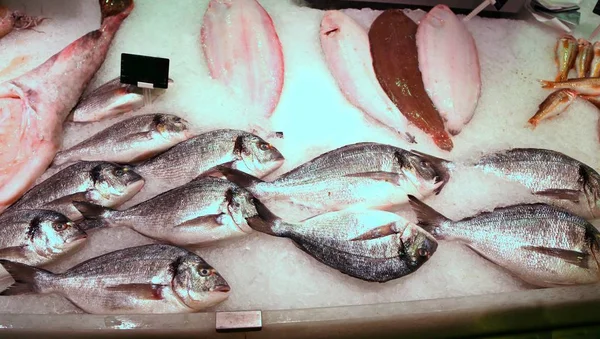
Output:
left=0, top=209, right=87, bottom=267
left=54, top=114, right=193, bottom=166
left=69, top=77, right=173, bottom=123
left=416, top=4, right=481, bottom=135
left=215, top=142, right=450, bottom=220
left=134, top=129, right=284, bottom=193
left=74, top=177, right=260, bottom=246
left=540, top=78, right=600, bottom=96
left=369, top=10, right=453, bottom=151
left=409, top=196, right=600, bottom=287
left=591, top=42, right=600, bottom=78
left=555, top=35, right=578, bottom=82
left=5, top=161, right=144, bottom=220
left=319, top=11, right=410, bottom=140
left=201, top=0, right=284, bottom=136
left=0, top=0, right=134, bottom=212
left=0, top=244, right=231, bottom=314
left=575, top=39, right=594, bottom=78
left=474, top=148, right=600, bottom=217
left=527, top=89, right=578, bottom=128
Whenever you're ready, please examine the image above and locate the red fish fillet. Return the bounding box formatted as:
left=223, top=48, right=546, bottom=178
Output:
left=201, top=0, right=284, bottom=135
left=0, top=0, right=134, bottom=212
left=369, top=10, right=453, bottom=151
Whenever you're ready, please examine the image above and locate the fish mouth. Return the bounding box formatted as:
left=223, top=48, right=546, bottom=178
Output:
left=213, top=285, right=231, bottom=293
left=65, top=234, right=88, bottom=249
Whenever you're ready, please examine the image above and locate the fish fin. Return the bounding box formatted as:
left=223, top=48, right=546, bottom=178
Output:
left=409, top=150, right=452, bottom=194
left=105, top=284, right=166, bottom=300
left=245, top=196, right=282, bottom=236
left=0, top=246, right=28, bottom=261
left=194, top=162, right=236, bottom=181
left=344, top=172, right=401, bottom=184
left=44, top=192, right=89, bottom=208
left=72, top=201, right=117, bottom=230
left=533, top=189, right=581, bottom=202
left=175, top=214, right=226, bottom=229
left=350, top=223, right=398, bottom=241
left=213, top=166, right=264, bottom=189
left=407, top=195, right=449, bottom=238
left=540, top=80, right=555, bottom=89
left=0, top=260, right=53, bottom=296
left=523, top=246, right=589, bottom=269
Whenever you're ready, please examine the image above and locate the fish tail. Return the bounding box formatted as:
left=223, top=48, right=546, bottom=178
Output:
left=408, top=195, right=450, bottom=238
left=246, top=196, right=282, bottom=236
left=214, top=166, right=264, bottom=189
left=0, top=260, right=54, bottom=296
left=73, top=201, right=118, bottom=230
left=100, top=0, right=134, bottom=23
left=541, top=80, right=556, bottom=89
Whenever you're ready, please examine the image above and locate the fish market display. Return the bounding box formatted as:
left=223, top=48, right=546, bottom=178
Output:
left=0, top=0, right=134, bottom=212
left=248, top=203, right=437, bottom=282
left=575, top=39, right=594, bottom=78
left=319, top=10, right=410, bottom=141
left=134, top=129, right=284, bottom=192
left=0, top=244, right=231, bottom=314
left=591, top=42, right=600, bottom=78
left=201, top=0, right=284, bottom=136
left=475, top=148, right=600, bottom=217
left=409, top=197, right=600, bottom=287
left=0, top=6, right=45, bottom=39
left=54, top=114, right=192, bottom=166
left=540, top=78, right=600, bottom=96
left=416, top=5, right=481, bottom=135
left=69, top=77, right=173, bottom=123
left=75, top=177, right=262, bottom=245
left=216, top=142, right=450, bottom=219
left=555, top=35, right=577, bottom=81
left=527, top=89, right=577, bottom=128
left=369, top=10, right=453, bottom=151
left=0, top=209, right=86, bottom=267
left=5, top=162, right=144, bottom=221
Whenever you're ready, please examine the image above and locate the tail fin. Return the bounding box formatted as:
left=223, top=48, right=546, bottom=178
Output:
left=73, top=201, right=118, bottom=231
left=100, top=0, right=134, bottom=22
left=246, top=197, right=282, bottom=236
left=540, top=80, right=555, bottom=89
left=214, top=166, right=264, bottom=189
left=407, top=195, right=450, bottom=238
left=0, top=260, right=54, bottom=296
left=410, top=150, right=453, bottom=194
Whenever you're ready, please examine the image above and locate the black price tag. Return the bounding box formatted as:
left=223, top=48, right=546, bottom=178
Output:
left=120, top=53, right=170, bottom=89
left=594, top=0, right=600, bottom=15
left=493, top=0, right=509, bottom=11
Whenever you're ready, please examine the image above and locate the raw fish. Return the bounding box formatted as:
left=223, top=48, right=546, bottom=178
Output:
left=369, top=10, right=453, bottom=151
left=540, top=78, right=600, bottom=96
left=527, top=89, right=577, bottom=128
left=319, top=10, right=410, bottom=140
left=555, top=35, right=578, bottom=82
left=0, top=0, right=134, bottom=212
left=0, top=6, right=45, bottom=39
left=201, top=0, right=284, bottom=136
left=575, top=39, right=593, bottom=78
left=416, top=4, right=481, bottom=135
left=591, top=42, right=600, bottom=78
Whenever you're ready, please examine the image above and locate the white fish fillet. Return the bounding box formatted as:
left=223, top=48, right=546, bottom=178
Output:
left=416, top=4, right=481, bottom=135
left=320, top=10, right=409, bottom=139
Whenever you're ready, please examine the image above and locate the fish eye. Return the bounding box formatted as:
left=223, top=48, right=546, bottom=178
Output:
left=53, top=223, right=70, bottom=232
left=418, top=248, right=429, bottom=257
left=114, top=169, right=125, bottom=177
left=199, top=268, right=211, bottom=276
left=258, top=142, right=272, bottom=151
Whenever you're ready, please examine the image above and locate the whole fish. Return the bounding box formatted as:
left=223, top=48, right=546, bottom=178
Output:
left=527, top=89, right=578, bottom=128
left=0, top=0, right=134, bottom=212
left=247, top=202, right=437, bottom=282
left=576, top=39, right=594, bottom=78
left=0, top=209, right=87, bottom=267
left=416, top=4, right=481, bottom=135
left=54, top=114, right=192, bottom=166
left=0, top=244, right=231, bottom=314
left=409, top=196, right=600, bottom=287
left=0, top=6, right=45, bottom=39
left=201, top=0, right=284, bottom=136
left=6, top=162, right=144, bottom=220
left=474, top=148, right=600, bottom=216
left=540, top=78, right=600, bottom=96
left=555, top=35, right=578, bottom=82
left=369, top=10, right=453, bottom=151
left=591, top=42, right=600, bottom=78
left=69, top=77, right=174, bottom=123
left=319, top=11, right=411, bottom=141
left=134, top=129, right=284, bottom=191
left=214, top=142, right=450, bottom=219
left=74, top=177, right=263, bottom=246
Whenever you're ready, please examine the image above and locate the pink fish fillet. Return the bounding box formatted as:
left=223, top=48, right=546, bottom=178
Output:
left=0, top=0, right=133, bottom=212
left=320, top=10, right=410, bottom=140
left=416, top=4, right=481, bottom=135
left=200, top=0, right=284, bottom=135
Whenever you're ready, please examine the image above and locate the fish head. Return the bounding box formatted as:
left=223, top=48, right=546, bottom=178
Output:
left=225, top=186, right=258, bottom=234
left=89, top=163, right=145, bottom=207
left=27, top=210, right=88, bottom=260
left=232, top=134, right=285, bottom=177
left=172, top=255, right=231, bottom=311
left=154, top=114, right=193, bottom=140
left=398, top=223, right=438, bottom=270
left=402, top=151, right=449, bottom=195
left=580, top=166, right=600, bottom=214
